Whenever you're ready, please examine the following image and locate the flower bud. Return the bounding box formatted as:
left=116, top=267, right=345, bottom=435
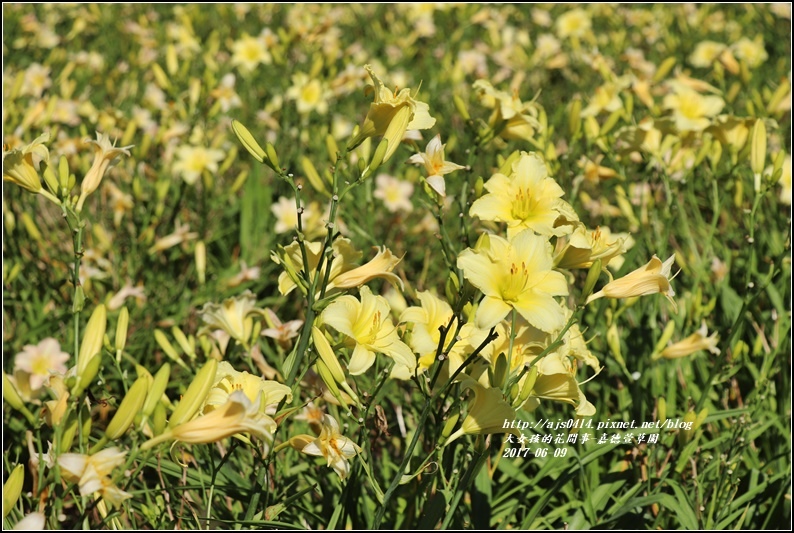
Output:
left=115, top=307, right=129, bottom=362
left=168, top=359, right=218, bottom=429
left=301, top=156, right=329, bottom=196
left=143, top=363, right=171, bottom=418
left=311, top=327, right=346, bottom=384
left=582, top=259, right=602, bottom=303
left=3, top=373, right=25, bottom=412
left=73, top=350, right=102, bottom=397
left=265, top=143, right=280, bottom=171
left=105, top=375, right=149, bottom=440
left=568, top=98, right=582, bottom=138
left=325, top=134, right=339, bottom=165
left=231, top=120, right=266, bottom=164
left=750, top=119, right=767, bottom=192
left=453, top=94, right=471, bottom=121
left=3, top=464, right=24, bottom=518
left=78, top=304, right=107, bottom=377
left=657, top=397, right=667, bottom=426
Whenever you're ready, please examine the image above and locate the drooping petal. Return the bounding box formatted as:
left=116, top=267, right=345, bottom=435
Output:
left=475, top=296, right=512, bottom=330
left=348, top=344, right=376, bottom=375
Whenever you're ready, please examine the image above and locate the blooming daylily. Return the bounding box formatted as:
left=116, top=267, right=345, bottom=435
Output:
left=457, top=230, right=569, bottom=333
left=2, top=132, right=59, bottom=203
left=524, top=351, right=596, bottom=416
left=662, top=82, right=724, bottom=133
left=349, top=65, right=436, bottom=163
left=13, top=338, right=70, bottom=392
left=586, top=254, right=677, bottom=310
left=554, top=225, right=634, bottom=271
left=406, top=134, right=465, bottom=197
left=58, top=447, right=132, bottom=508
left=473, top=80, right=542, bottom=142
left=290, top=414, right=362, bottom=480
left=399, top=291, right=457, bottom=371
left=199, top=290, right=264, bottom=346
left=142, top=390, right=277, bottom=449
left=202, top=361, right=292, bottom=415
left=321, top=286, right=416, bottom=377
left=469, top=152, right=577, bottom=239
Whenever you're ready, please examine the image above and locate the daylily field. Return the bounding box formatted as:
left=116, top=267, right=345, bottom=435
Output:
left=2, top=4, right=791, bottom=530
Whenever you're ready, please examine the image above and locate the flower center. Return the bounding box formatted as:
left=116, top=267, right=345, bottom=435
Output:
left=502, top=261, right=529, bottom=301
left=511, top=187, right=539, bottom=221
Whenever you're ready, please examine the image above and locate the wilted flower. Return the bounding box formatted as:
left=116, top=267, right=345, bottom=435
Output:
left=58, top=448, right=132, bottom=508
left=261, top=308, right=303, bottom=349
left=226, top=260, right=261, bottom=288
left=107, top=281, right=146, bottom=311
left=148, top=221, right=198, bottom=254
left=554, top=225, right=633, bottom=271
left=406, top=134, right=465, bottom=197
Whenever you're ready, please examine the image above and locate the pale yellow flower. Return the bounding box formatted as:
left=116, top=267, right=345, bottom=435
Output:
left=231, top=33, right=272, bottom=73
left=285, top=72, right=331, bottom=115
left=200, top=290, right=263, bottom=345
left=556, top=8, right=592, bottom=39
left=444, top=379, right=519, bottom=445
left=271, top=196, right=323, bottom=237
left=226, top=260, right=261, bottom=289
left=373, top=173, right=414, bottom=212
left=13, top=338, right=70, bottom=392
left=350, top=65, right=436, bottom=163
left=525, top=351, right=595, bottom=416
left=273, top=238, right=403, bottom=297
left=554, top=225, right=634, bottom=270
left=172, top=145, right=225, bottom=185
left=689, top=41, right=727, bottom=68
left=210, top=73, right=242, bottom=112
left=663, top=83, right=724, bottom=133
left=202, top=361, right=291, bottom=416
left=106, top=182, right=134, bottom=227
left=107, top=281, right=146, bottom=311
left=2, top=132, right=50, bottom=195
left=469, top=152, right=578, bottom=238
left=22, top=63, right=51, bottom=98
left=658, top=322, right=719, bottom=360
left=77, top=132, right=134, bottom=211
left=13, top=512, right=45, bottom=531
left=293, top=414, right=362, bottom=480
left=581, top=78, right=630, bottom=117
left=406, top=134, right=465, bottom=197
left=586, top=254, right=677, bottom=309
left=261, top=308, right=303, bottom=349
left=473, top=80, right=542, bottom=142
left=457, top=230, right=569, bottom=332
left=143, top=390, right=277, bottom=448
left=321, top=286, right=416, bottom=377
left=399, top=291, right=456, bottom=371
left=58, top=448, right=132, bottom=508
left=732, top=36, right=768, bottom=68
left=148, top=221, right=198, bottom=254
left=707, top=115, right=755, bottom=153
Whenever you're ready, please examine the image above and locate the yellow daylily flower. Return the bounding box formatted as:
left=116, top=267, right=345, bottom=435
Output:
left=586, top=254, right=677, bottom=310
left=350, top=65, right=436, bottom=163
left=203, top=361, right=292, bottom=416
left=469, top=152, right=577, bottom=238
left=473, top=80, right=542, bottom=142
left=77, top=132, right=133, bottom=211
left=321, top=286, right=416, bottom=377
left=142, top=390, right=276, bottom=449
left=445, top=379, right=519, bottom=445
left=58, top=448, right=132, bottom=509
left=407, top=134, right=466, bottom=197
left=554, top=225, right=634, bottom=271
left=199, top=290, right=264, bottom=346
left=657, top=322, right=720, bottom=360
left=292, top=414, right=362, bottom=480
left=399, top=291, right=457, bottom=371
left=525, top=351, right=596, bottom=416
left=663, top=82, right=724, bottom=133
left=273, top=238, right=403, bottom=297
left=457, top=230, right=569, bottom=333
left=2, top=132, right=59, bottom=203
